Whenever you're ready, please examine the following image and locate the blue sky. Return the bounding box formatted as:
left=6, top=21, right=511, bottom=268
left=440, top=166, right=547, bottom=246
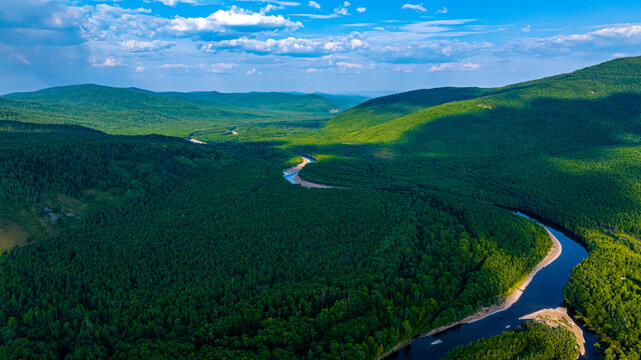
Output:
left=2, top=0, right=641, bottom=94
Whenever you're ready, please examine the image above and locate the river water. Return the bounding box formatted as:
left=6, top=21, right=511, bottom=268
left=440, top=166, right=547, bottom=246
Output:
left=390, top=212, right=600, bottom=359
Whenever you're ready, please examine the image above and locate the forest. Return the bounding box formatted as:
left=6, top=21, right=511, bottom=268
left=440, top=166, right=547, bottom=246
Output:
left=444, top=321, right=580, bottom=360
left=0, top=121, right=552, bottom=359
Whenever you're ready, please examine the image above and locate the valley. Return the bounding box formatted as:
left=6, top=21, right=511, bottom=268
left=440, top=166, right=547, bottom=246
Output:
left=2, top=56, right=641, bottom=359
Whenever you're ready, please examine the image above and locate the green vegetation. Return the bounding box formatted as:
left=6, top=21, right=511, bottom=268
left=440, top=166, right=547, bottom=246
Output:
left=295, top=56, right=641, bottom=358
left=444, top=322, right=580, bottom=360
left=0, top=121, right=551, bottom=359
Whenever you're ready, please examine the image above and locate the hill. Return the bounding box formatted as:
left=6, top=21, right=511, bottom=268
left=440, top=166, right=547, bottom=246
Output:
left=323, top=87, right=493, bottom=133
left=161, top=90, right=367, bottom=114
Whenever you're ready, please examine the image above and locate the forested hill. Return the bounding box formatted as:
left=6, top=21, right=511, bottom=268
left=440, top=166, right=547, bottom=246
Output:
left=298, top=55, right=641, bottom=358
left=160, top=90, right=367, bottom=113
left=1, top=85, right=366, bottom=137
left=0, top=121, right=552, bottom=359
left=318, top=56, right=641, bottom=143
left=323, top=87, right=492, bottom=133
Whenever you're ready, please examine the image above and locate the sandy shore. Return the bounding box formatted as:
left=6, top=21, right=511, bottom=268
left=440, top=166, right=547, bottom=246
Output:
left=520, top=306, right=585, bottom=356
left=188, top=138, right=206, bottom=144
left=377, top=226, right=562, bottom=360
left=285, top=156, right=312, bottom=174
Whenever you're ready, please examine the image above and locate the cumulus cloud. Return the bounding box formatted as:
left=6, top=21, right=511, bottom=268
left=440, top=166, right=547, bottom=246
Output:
left=165, top=6, right=303, bottom=35
left=521, top=24, right=531, bottom=33
left=436, top=7, right=448, bottom=14
left=201, top=33, right=368, bottom=57
left=308, top=1, right=320, bottom=9
left=402, top=3, right=427, bottom=12
left=428, top=62, right=480, bottom=71
left=121, top=39, right=175, bottom=52
left=356, top=7, right=366, bottom=13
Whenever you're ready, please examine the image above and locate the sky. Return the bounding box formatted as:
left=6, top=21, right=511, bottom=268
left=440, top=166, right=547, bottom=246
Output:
left=2, top=0, right=641, bottom=94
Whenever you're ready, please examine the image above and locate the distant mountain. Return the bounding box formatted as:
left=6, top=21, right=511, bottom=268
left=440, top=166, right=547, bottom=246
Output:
left=1, top=84, right=365, bottom=136
left=160, top=90, right=367, bottom=114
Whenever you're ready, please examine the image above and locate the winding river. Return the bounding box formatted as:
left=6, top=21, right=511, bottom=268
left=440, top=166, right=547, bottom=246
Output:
left=390, top=213, right=600, bottom=359
left=283, top=157, right=600, bottom=359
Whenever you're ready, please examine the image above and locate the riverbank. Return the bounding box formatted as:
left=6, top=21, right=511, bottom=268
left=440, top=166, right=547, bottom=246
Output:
left=284, top=155, right=335, bottom=189
left=378, top=225, right=562, bottom=359
left=520, top=307, right=586, bottom=357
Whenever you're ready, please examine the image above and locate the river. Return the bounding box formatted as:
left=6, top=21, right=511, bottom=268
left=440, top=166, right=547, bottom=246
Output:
left=390, top=212, right=600, bottom=359
left=282, top=157, right=600, bottom=359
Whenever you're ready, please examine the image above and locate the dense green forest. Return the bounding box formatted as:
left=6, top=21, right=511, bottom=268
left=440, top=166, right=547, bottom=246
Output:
left=0, top=121, right=552, bottom=359
left=444, top=322, right=580, bottom=360
left=296, top=56, right=641, bottom=359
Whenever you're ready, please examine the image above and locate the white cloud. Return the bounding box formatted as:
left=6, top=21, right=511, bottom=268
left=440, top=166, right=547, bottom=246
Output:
left=154, top=0, right=197, bottom=6
left=399, top=19, right=476, bottom=34
left=166, top=6, right=303, bottom=35
left=336, top=61, right=362, bottom=69
left=428, top=62, right=479, bottom=71
left=135, top=66, right=145, bottom=73
left=334, top=1, right=350, bottom=16
left=201, top=33, right=368, bottom=57
left=306, top=68, right=323, bottom=73
left=121, top=39, right=175, bottom=52
left=261, top=4, right=282, bottom=13
left=509, top=24, right=641, bottom=55
left=159, top=63, right=190, bottom=70
left=356, top=7, right=366, bottom=13
left=402, top=3, right=427, bottom=12
left=375, top=39, right=492, bottom=64
left=436, top=7, right=448, bottom=14
left=90, top=57, right=119, bottom=67
left=308, top=1, right=320, bottom=9
left=207, top=63, right=237, bottom=73
left=294, top=1, right=351, bottom=18
left=521, top=24, right=531, bottom=33
left=336, top=61, right=374, bottom=73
